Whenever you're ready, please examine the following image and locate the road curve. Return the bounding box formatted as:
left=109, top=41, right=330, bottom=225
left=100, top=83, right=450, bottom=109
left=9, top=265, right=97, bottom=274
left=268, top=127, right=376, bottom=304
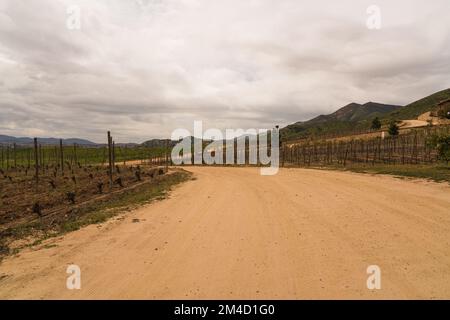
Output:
left=0, top=167, right=449, bottom=299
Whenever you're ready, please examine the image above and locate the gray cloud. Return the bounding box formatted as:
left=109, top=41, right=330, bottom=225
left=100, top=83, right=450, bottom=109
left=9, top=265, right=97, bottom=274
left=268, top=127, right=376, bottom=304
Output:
left=0, top=0, right=449, bottom=143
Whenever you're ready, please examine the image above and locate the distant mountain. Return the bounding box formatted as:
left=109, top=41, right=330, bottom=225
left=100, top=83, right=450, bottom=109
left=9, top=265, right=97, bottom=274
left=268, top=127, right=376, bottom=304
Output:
left=114, top=143, right=140, bottom=147
left=303, top=102, right=401, bottom=125
left=141, top=139, right=177, bottom=148
left=142, top=136, right=210, bottom=148
left=0, top=135, right=97, bottom=146
left=283, top=101, right=402, bottom=140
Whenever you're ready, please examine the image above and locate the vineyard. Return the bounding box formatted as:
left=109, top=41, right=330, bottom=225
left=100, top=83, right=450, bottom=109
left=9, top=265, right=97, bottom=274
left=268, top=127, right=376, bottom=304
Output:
left=0, top=141, right=167, bottom=169
left=0, top=132, right=175, bottom=256
left=282, top=126, right=450, bottom=167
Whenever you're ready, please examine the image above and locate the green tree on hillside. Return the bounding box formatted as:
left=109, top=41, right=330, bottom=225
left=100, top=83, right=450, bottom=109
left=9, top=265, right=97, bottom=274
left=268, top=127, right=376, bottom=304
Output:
left=428, top=134, right=450, bottom=165
left=371, top=117, right=382, bottom=130
left=388, top=121, right=399, bottom=136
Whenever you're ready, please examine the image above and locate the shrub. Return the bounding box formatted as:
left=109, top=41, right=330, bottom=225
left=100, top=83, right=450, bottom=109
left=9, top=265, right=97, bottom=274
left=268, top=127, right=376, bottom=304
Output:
left=388, top=121, right=399, bottom=136
left=49, top=180, right=56, bottom=189
left=428, top=134, right=450, bottom=164
left=66, top=192, right=76, bottom=204
left=114, top=177, right=124, bottom=187
left=97, top=182, right=104, bottom=194
left=371, top=117, right=382, bottom=130
left=135, top=171, right=141, bottom=181
left=32, top=202, right=42, bottom=217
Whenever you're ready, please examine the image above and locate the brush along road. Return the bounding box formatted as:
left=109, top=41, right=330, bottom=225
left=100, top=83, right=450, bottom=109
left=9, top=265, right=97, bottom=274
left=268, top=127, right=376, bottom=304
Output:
left=0, top=167, right=449, bottom=299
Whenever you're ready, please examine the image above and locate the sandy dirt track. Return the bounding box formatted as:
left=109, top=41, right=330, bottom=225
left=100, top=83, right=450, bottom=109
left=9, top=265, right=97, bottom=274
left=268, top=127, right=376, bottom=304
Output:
left=0, top=167, right=450, bottom=299
left=399, top=119, right=429, bottom=129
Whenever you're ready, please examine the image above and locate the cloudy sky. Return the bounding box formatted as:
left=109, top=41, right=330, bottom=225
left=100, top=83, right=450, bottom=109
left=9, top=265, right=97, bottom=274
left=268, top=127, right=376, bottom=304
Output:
left=0, top=0, right=449, bottom=143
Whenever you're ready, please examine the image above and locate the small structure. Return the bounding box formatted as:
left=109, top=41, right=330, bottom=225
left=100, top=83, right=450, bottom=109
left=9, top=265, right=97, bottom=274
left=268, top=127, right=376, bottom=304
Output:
left=436, top=98, right=450, bottom=119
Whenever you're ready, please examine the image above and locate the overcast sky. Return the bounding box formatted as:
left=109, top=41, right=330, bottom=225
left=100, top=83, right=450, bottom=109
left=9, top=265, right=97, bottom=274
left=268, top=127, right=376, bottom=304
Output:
left=0, top=0, right=449, bottom=143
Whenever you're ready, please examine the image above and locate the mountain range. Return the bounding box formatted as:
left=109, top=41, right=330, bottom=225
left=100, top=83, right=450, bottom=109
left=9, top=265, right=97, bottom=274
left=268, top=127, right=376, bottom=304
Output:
left=282, top=88, right=450, bottom=140
left=0, top=135, right=96, bottom=146
left=293, top=102, right=402, bottom=125
left=1, top=88, right=449, bottom=145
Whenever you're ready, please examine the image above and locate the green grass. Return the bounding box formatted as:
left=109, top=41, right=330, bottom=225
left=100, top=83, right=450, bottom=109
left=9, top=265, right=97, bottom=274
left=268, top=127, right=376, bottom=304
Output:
left=322, top=164, right=450, bottom=183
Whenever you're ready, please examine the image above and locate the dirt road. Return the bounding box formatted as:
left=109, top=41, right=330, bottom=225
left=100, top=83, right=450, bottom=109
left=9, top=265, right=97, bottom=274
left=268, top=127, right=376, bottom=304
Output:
left=1, top=167, right=449, bottom=299
left=399, top=119, right=429, bottom=129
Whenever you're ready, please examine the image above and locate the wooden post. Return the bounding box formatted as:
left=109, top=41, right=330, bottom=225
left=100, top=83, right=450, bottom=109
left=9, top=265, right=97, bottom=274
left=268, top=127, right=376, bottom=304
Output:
left=13, top=143, right=17, bottom=168
left=27, top=148, right=31, bottom=168
left=413, top=132, right=418, bottom=164
left=34, top=138, right=39, bottom=187
left=6, top=145, right=9, bottom=170
left=39, top=144, right=43, bottom=172
left=165, top=140, right=169, bottom=173
left=60, top=139, right=64, bottom=176
left=343, top=142, right=348, bottom=167
left=73, top=143, right=78, bottom=167
left=107, top=132, right=113, bottom=191
left=364, top=141, right=369, bottom=164
left=102, top=147, right=106, bottom=166
left=308, top=143, right=312, bottom=166
left=378, top=138, right=382, bottom=162
left=279, top=141, right=284, bottom=167
left=112, top=140, right=116, bottom=172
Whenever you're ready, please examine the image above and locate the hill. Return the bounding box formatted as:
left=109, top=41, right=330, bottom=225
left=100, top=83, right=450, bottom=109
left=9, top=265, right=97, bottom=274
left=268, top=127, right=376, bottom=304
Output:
left=141, top=137, right=210, bottom=148
left=0, top=135, right=97, bottom=146
left=282, top=101, right=401, bottom=140
left=385, top=88, right=450, bottom=120
left=282, top=88, right=450, bottom=141
left=141, top=139, right=176, bottom=148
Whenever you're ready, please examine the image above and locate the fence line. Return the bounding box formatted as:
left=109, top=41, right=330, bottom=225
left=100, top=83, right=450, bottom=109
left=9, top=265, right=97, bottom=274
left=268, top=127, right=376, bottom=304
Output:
left=282, top=125, right=449, bottom=166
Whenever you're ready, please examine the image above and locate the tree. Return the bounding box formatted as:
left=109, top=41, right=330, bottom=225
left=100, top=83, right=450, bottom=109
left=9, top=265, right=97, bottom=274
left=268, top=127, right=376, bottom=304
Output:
left=371, top=117, right=382, bottom=130
left=388, top=121, right=399, bottom=136
left=428, top=134, right=450, bottom=165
